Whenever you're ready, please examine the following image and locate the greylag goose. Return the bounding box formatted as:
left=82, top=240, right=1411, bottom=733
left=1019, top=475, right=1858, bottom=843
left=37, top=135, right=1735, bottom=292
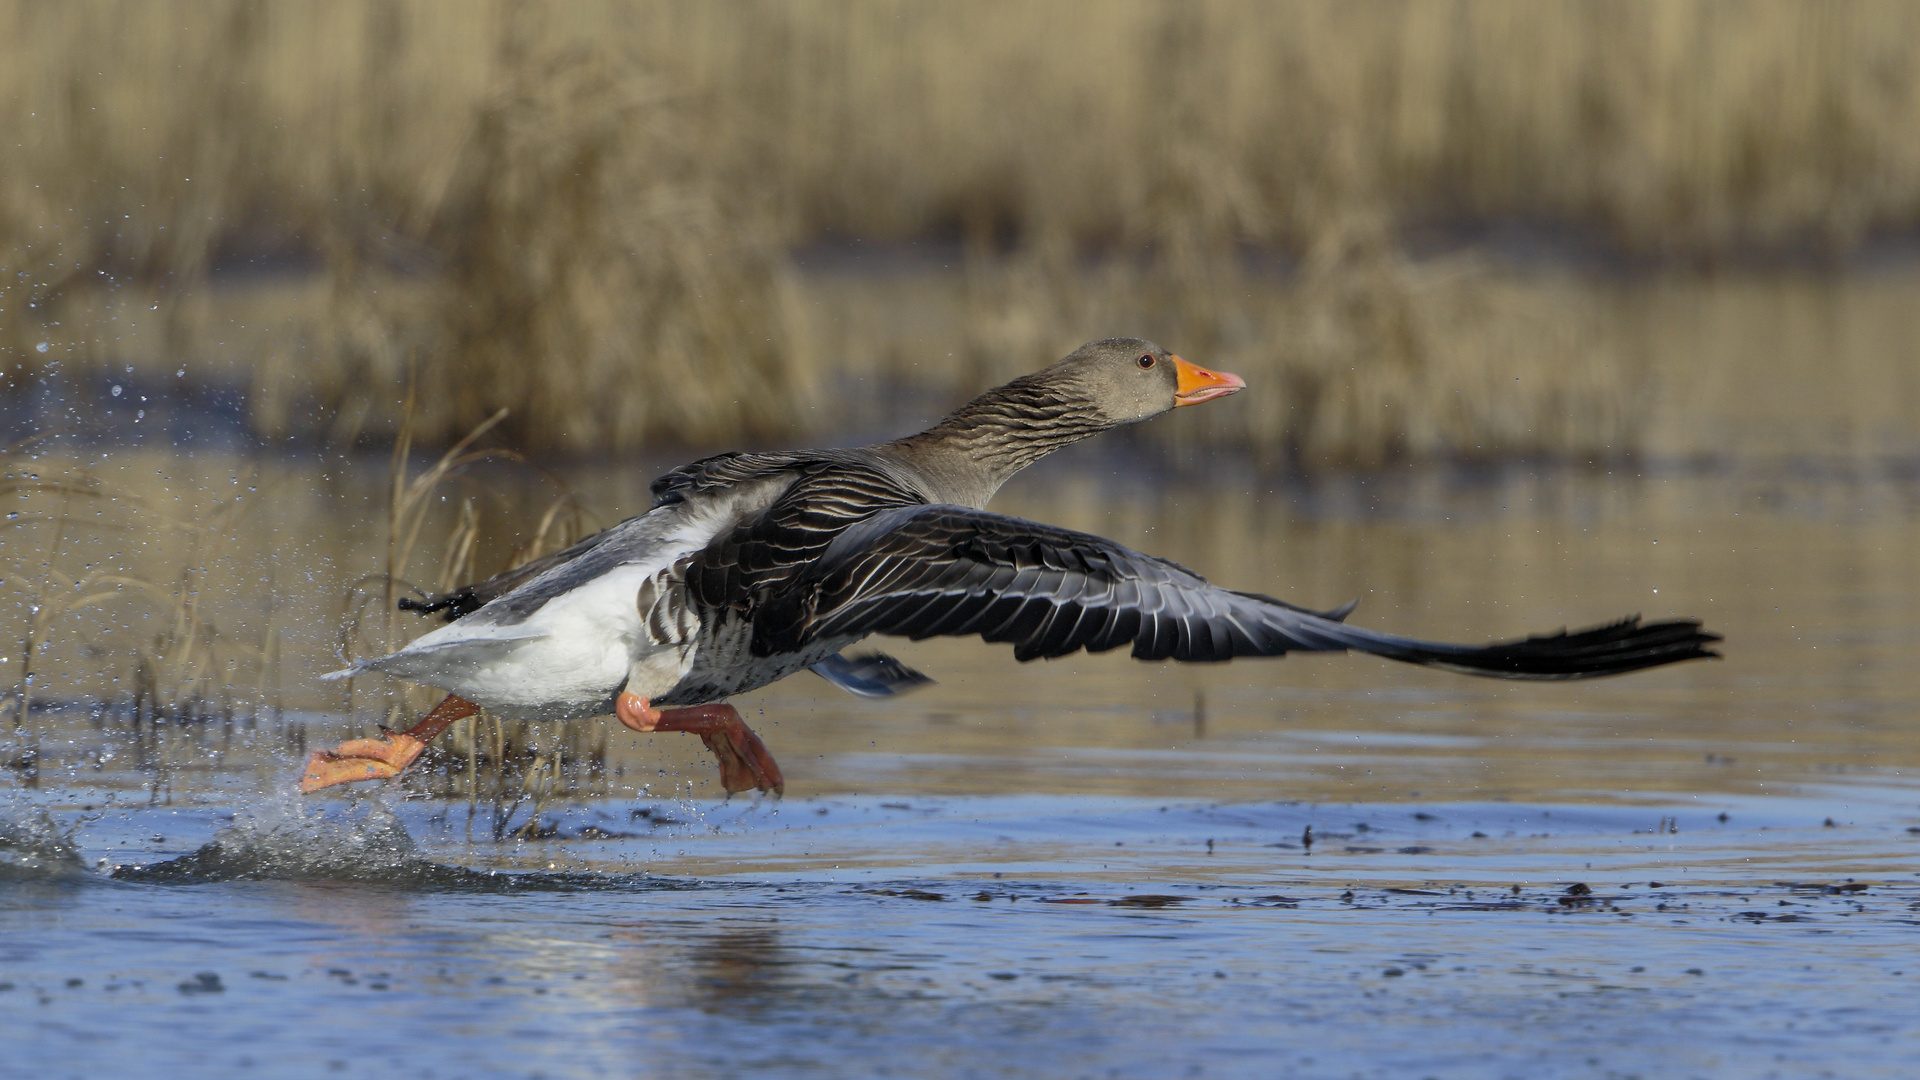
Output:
left=302, top=338, right=1720, bottom=795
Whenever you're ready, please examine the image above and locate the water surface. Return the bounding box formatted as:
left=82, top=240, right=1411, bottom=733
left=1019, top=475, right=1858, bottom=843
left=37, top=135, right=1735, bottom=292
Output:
left=4, top=459, right=1918, bottom=1079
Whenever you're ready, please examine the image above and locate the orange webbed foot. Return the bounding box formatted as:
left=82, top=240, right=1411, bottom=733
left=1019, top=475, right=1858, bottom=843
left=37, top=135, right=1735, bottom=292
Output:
left=298, top=732, right=428, bottom=793
left=297, top=695, right=478, bottom=795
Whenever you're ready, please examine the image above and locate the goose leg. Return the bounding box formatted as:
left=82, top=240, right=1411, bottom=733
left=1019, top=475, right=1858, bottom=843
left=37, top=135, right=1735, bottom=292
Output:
left=299, top=694, right=480, bottom=793
left=615, top=693, right=785, bottom=797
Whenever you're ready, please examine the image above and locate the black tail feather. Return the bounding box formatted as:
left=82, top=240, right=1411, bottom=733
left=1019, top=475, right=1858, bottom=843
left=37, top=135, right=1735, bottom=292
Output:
left=1395, top=616, right=1721, bottom=680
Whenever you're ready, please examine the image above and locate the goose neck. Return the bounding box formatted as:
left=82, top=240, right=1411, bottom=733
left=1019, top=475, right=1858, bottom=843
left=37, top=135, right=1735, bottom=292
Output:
left=885, top=383, right=1111, bottom=508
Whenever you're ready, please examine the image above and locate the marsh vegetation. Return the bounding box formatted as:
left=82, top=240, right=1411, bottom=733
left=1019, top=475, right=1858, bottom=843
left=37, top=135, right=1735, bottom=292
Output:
left=7, top=1, right=1920, bottom=462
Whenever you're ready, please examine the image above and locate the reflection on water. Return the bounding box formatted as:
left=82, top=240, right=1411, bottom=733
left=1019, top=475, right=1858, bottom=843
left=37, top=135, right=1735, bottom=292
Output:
left=8, top=452, right=1916, bottom=804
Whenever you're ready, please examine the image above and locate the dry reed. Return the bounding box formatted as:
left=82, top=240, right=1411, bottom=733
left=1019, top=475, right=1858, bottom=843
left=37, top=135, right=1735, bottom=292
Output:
left=0, top=409, right=614, bottom=826
left=5, top=1, right=1919, bottom=461
left=336, top=398, right=613, bottom=830
left=0, top=438, right=287, bottom=789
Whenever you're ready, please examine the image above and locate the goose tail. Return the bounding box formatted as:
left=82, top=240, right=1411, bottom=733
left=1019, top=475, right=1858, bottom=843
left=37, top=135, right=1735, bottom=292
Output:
left=1336, top=614, right=1722, bottom=681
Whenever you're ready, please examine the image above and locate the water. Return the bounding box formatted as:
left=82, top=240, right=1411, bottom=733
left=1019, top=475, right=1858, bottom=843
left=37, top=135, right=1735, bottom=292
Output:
left=4, top=787, right=1918, bottom=1079
left=4, top=457, right=1920, bottom=1078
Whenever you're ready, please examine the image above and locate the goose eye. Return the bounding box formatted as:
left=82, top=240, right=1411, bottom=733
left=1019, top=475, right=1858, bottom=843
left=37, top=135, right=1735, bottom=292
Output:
left=1137, top=354, right=1156, bottom=369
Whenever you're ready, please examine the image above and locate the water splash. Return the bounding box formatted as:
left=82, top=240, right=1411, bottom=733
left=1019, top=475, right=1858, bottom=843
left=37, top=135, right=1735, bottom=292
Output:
left=110, top=794, right=455, bottom=885
left=0, top=808, right=88, bottom=882
left=109, top=793, right=687, bottom=892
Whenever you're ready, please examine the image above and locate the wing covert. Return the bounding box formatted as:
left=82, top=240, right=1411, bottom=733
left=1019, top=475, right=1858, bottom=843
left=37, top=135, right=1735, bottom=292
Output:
left=680, top=461, right=930, bottom=617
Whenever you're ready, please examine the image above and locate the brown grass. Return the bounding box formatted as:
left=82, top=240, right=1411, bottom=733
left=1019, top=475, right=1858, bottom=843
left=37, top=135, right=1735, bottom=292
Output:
left=4, top=1, right=1920, bottom=460
left=926, top=218, right=1645, bottom=467
left=0, top=410, right=617, bottom=826
left=0, top=438, right=278, bottom=788
left=344, top=401, right=615, bottom=833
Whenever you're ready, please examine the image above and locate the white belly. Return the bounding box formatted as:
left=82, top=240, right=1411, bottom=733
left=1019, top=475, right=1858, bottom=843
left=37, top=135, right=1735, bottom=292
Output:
left=369, top=562, right=657, bottom=720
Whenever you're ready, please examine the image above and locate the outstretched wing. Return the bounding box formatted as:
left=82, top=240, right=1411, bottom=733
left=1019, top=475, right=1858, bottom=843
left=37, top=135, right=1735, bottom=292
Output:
left=756, top=505, right=1720, bottom=680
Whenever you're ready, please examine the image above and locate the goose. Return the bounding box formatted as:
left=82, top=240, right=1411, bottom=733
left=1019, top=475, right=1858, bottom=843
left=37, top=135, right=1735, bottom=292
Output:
left=302, top=338, right=1719, bottom=795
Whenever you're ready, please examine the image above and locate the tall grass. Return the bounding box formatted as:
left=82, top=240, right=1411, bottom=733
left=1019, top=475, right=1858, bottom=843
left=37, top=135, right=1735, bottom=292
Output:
left=924, top=215, right=1645, bottom=467
left=0, top=436, right=284, bottom=790
left=5, top=1, right=1920, bottom=460
left=2, top=2, right=805, bottom=452
left=343, top=400, right=614, bottom=833
left=0, top=411, right=616, bottom=826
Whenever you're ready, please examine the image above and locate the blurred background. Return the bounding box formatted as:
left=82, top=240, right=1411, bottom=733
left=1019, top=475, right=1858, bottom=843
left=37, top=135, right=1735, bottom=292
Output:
left=2, top=1, right=1918, bottom=799
left=8, top=0, right=1920, bottom=461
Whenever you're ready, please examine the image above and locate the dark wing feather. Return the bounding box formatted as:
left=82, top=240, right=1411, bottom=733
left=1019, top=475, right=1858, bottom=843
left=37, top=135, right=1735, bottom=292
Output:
left=809, top=651, right=936, bottom=697
left=683, top=461, right=929, bottom=620
left=758, top=505, right=1720, bottom=680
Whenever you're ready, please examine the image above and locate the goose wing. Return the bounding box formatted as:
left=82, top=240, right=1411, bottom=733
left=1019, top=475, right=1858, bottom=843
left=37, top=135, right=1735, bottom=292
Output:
left=756, top=504, right=1719, bottom=679
left=398, top=451, right=818, bottom=623
left=679, top=460, right=928, bottom=616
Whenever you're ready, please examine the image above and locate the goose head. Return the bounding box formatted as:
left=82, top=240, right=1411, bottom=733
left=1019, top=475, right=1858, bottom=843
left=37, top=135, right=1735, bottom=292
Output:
left=1038, top=337, right=1245, bottom=427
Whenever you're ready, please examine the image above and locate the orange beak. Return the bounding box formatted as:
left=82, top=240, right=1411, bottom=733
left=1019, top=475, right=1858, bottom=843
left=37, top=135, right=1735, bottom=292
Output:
left=1172, top=356, right=1246, bottom=406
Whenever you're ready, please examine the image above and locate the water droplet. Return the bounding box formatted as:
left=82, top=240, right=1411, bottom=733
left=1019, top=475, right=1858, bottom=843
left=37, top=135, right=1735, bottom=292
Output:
left=111, top=385, right=123, bottom=397
left=35, top=342, right=49, bottom=353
